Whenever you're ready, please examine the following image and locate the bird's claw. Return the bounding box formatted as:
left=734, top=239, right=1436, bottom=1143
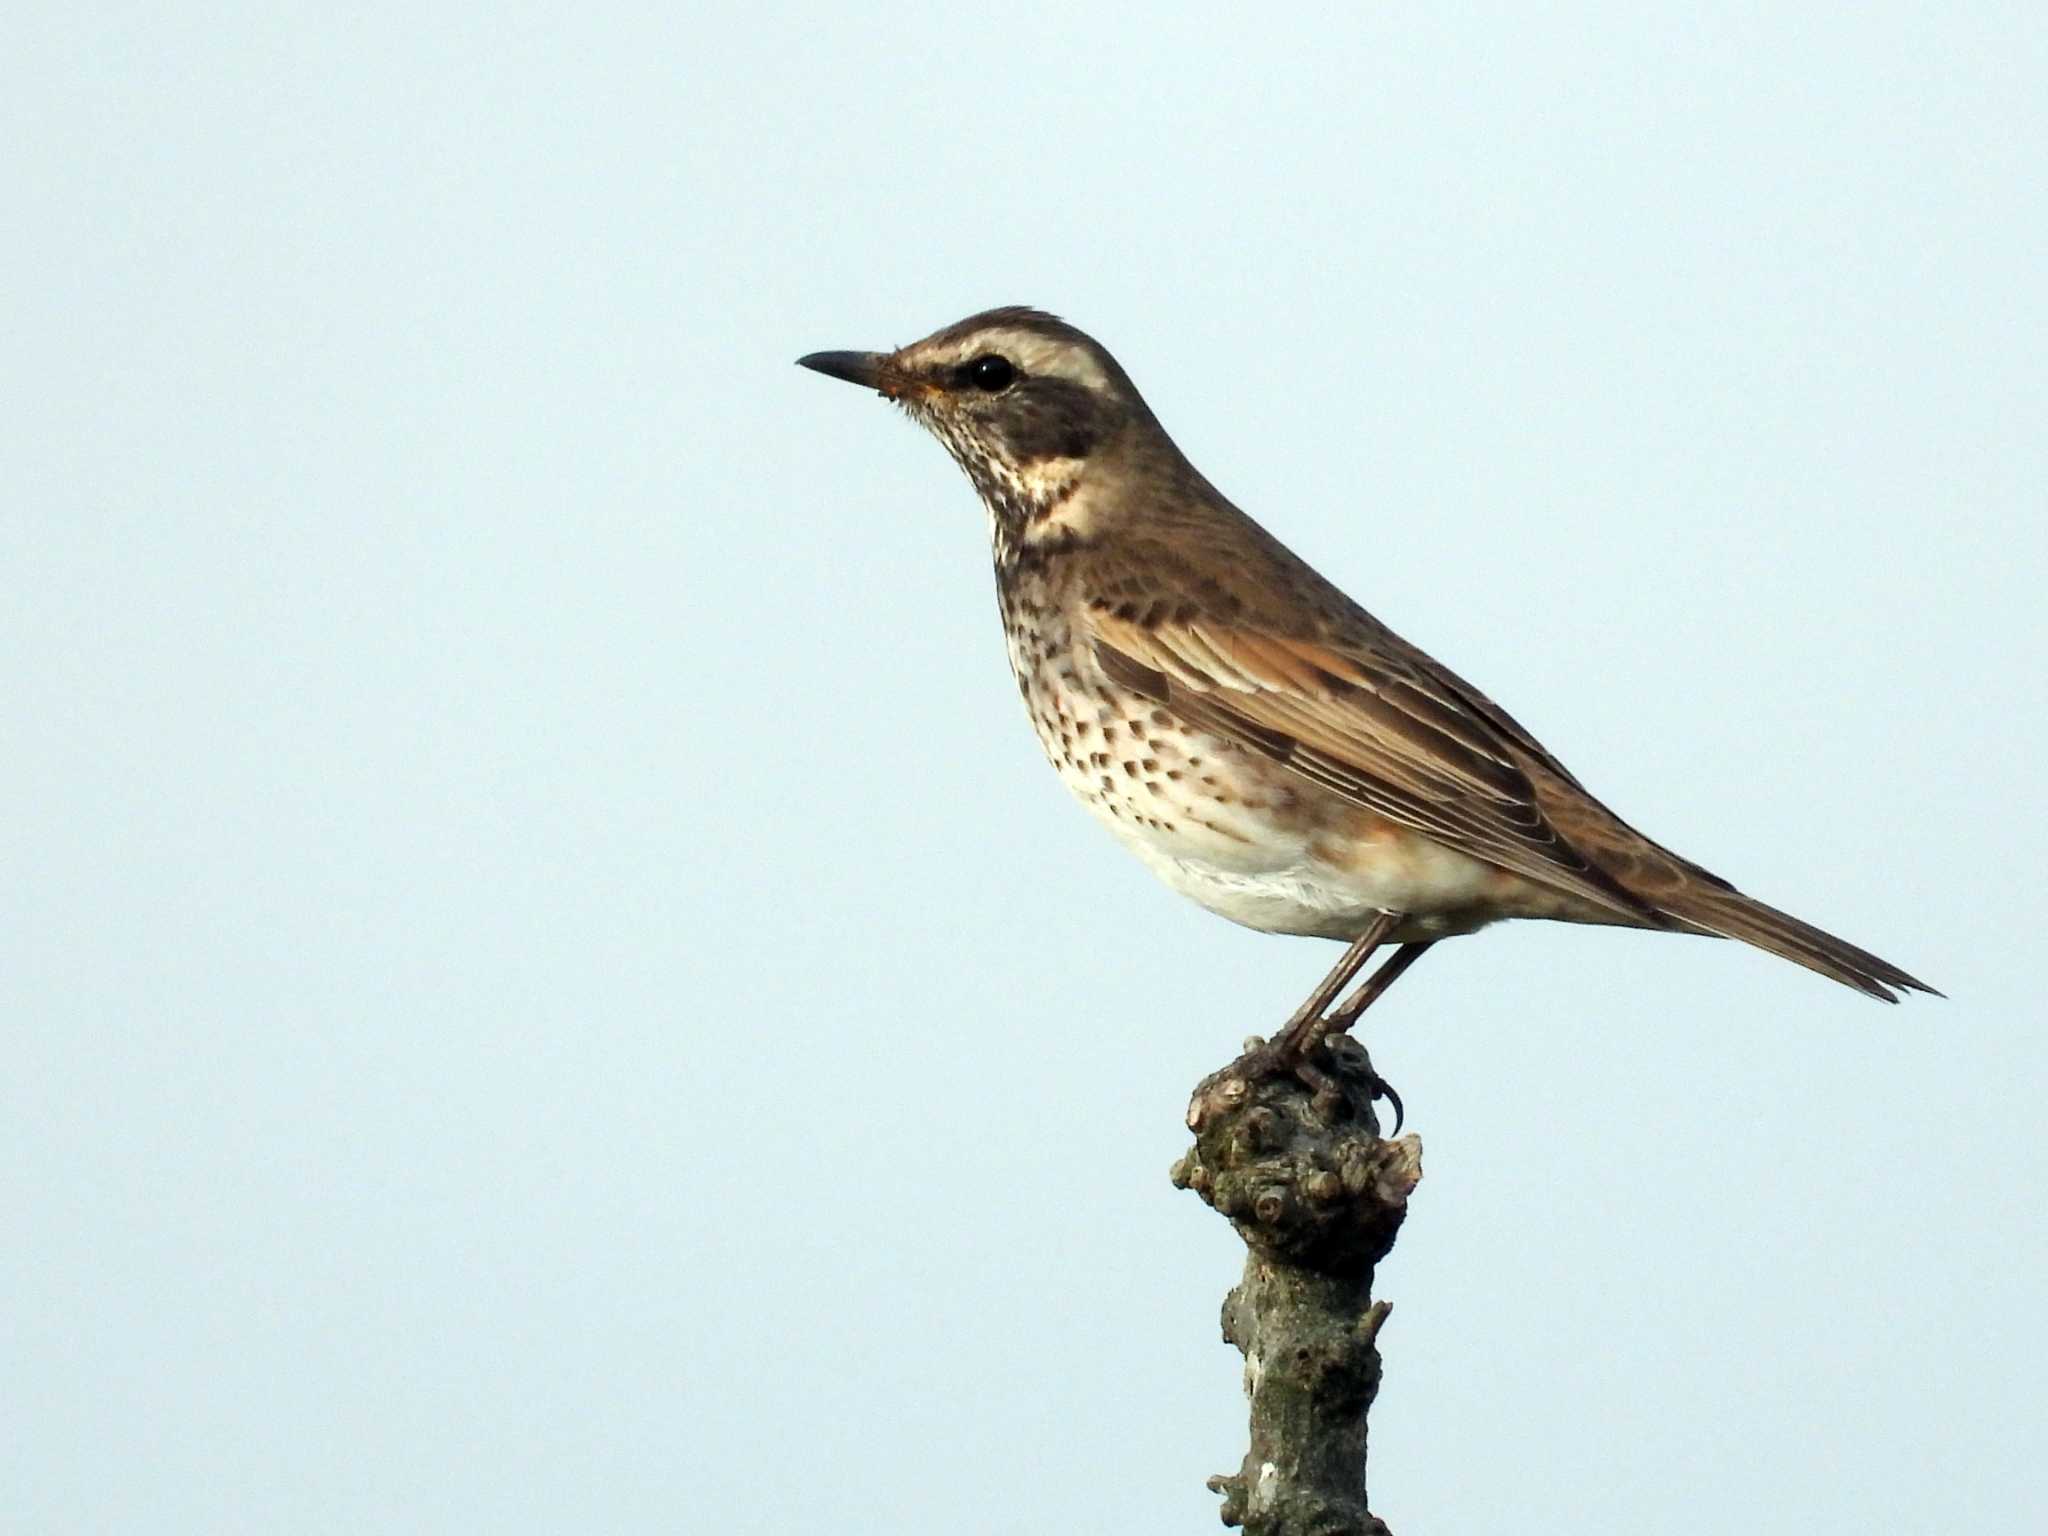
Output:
left=1207, top=1030, right=1405, bottom=1136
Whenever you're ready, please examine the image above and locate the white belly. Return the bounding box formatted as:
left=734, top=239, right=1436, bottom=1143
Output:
left=1094, top=806, right=1504, bottom=939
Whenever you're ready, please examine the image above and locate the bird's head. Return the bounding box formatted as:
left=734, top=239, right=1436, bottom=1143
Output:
left=798, top=307, right=1159, bottom=536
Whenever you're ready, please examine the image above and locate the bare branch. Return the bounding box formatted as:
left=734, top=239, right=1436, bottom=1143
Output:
left=1174, top=1035, right=1423, bottom=1534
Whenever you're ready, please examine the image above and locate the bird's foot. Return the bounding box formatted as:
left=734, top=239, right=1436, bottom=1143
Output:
left=1194, top=1030, right=1405, bottom=1136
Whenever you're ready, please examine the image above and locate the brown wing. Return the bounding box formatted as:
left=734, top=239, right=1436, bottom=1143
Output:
left=1085, top=604, right=1668, bottom=927
left=1064, top=514, right=1932, bottom=999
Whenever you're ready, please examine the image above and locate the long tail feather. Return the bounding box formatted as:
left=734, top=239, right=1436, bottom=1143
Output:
left=1663, top=889, right=1940, bottom=1003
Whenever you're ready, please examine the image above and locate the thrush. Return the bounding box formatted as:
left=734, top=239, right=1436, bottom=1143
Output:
left=798, top=307, right=1935, bottom=1088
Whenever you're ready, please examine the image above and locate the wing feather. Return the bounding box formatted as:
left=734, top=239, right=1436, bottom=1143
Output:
left=1088, top=608, right=1658, bottom=924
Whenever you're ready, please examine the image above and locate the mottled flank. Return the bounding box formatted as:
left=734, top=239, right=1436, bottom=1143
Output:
left=799, top=306, right=1936, bottom=1004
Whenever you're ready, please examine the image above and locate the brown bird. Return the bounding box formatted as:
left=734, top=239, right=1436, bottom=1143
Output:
left=798, top=307, right=1935, bottom=1096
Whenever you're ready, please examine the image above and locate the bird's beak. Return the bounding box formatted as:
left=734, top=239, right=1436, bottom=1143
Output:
left=796, top=350, right=889, bottom=391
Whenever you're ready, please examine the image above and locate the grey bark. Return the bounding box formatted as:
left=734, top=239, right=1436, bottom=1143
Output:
left=1172, top=1034, right=1423, bottom=1535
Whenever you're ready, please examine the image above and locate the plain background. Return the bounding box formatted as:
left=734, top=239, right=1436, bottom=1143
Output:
left=7, top=5, right=2044, bottom=1532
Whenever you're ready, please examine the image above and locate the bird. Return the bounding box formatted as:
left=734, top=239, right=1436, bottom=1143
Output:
left=796, top=306, right=1935, bottom=1097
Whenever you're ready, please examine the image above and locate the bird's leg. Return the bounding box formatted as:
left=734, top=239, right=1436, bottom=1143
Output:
left=1274, top=911, right=1400, bottom=1048
left=1269, top=933, right=1433, bottom=1138
left=1325, top=941, right=1435, bottom=1036
left=1197, top=914, right=1412, bottom=1130
left=1272, top=912, right=1403, bottom=1062
left=1302, top=942, right=1436, bottom=1133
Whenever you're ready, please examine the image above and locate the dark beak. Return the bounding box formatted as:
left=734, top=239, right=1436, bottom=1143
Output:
left=796, top=350, right=887, bottom=390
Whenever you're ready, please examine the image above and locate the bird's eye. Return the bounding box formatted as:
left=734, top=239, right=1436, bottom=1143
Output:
left=963, top=354, right=1016, bottom=392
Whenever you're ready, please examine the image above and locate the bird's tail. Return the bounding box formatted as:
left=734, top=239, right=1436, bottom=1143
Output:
left=1659, top=885, right=1939, bottom=1003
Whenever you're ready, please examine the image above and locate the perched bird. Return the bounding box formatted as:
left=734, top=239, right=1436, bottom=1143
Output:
left=797, top=307, right=1934, bottom=1075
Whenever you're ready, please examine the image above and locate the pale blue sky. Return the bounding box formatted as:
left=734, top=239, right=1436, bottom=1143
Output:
left=5, top=5, right=2044, bottom=1532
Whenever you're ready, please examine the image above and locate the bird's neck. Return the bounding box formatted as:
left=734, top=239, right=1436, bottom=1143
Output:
left=942, top=443, right=1092, bottom=573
